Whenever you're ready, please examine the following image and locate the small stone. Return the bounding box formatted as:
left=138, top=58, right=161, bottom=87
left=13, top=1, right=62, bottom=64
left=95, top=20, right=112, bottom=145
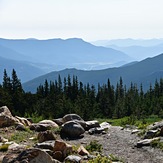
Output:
left=77, top=145, right=89, bottom=156
left=64, top=155, right=82, bottom=163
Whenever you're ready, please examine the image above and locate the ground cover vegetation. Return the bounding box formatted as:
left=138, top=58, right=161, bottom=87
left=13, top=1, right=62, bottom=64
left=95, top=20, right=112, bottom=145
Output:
left=1, top=69, right=163, bottom=122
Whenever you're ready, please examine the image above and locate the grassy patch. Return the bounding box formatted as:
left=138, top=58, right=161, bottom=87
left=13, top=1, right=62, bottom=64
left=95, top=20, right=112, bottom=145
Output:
left=24, top=112, right=44, bottom=123
left=150, top=139, right=163, bottom=151
left=86, top=140, right=102, bottom=153
left=96, top=115, right=162, bottom=129
left=9, top=130, right=37, bottom=144
left=87, top=154, right=124, bottom=163
left=87, top=155, right=112, bottom=163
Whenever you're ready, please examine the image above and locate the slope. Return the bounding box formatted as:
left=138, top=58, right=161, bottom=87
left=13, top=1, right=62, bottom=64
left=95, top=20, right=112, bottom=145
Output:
left=109, top=44, right=163, bottom=60
left=0, top=38, right=132, bottom=69
left=0, top=56, right=45, bottom=83
left=23, top=53, right=163, bottom=92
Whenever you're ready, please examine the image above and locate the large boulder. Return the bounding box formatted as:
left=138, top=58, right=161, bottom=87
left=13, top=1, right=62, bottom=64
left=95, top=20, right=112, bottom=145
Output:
left=38, top=130, right=56, bottom=143
left=53, top=118, right=63, bottom=126
left=15, top=116, right=32, bottom=126
left=2, top=148, right=56, bottom=163
left=53, top=140, right=72, bottom=159
left=53, top=151, right=63, bottom=162
left=61, top=121, right=85, bottom=138
left=30, top=120, right=59, bottom=131
left=0, top=106, right=18, bottom=127
left=62, top=114, right=83, bottom=123
left=35, top=140, right=55, bottom=150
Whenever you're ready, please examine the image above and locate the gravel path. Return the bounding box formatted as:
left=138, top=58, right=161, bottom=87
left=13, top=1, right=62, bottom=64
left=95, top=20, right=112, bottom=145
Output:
left=68, top=126, right=163, bottom=163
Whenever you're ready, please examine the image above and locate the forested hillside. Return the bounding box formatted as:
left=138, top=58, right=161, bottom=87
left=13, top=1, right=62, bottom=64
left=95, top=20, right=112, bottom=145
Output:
left=1, top=69, right=163, bottom=120
left=23, top=53, right=163, bottom=93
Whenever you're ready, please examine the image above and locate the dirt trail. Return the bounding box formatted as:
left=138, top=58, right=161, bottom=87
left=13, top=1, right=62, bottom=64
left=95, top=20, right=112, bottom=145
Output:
left=68, top=126, right=163, bottom=163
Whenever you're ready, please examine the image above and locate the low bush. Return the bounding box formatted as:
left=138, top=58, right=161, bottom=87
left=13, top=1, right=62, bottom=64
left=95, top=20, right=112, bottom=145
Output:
left=86, top=140, right=102, bottom=153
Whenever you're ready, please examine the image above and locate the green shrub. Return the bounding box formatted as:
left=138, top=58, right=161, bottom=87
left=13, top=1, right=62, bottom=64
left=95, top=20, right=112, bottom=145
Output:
left=109, top=154, right=121, bottom=161
left=87, top=154, right=124, bottom=163
left=97, top=115, right=161, bottom=129
left=86, top=140, right=102, bottom=153
left=0, top=144, right=9, bottom=152
left=24, top=112, right=44, bottom=123
left=88, top=155, right=111, bottom=163
left=150, top=139, right=163, bottom=150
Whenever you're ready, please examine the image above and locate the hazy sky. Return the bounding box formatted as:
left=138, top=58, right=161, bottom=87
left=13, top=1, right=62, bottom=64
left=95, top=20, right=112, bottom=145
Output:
left=0, top=0, right=163, bottom=41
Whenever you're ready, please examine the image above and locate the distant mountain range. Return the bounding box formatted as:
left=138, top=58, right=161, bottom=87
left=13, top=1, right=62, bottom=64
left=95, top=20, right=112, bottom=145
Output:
left=92, top=38, right=163, bottom=47
left=0, top=38, right=132, bottom=71
left=92, top=38, right=163, bottom=60
left=109, top=44, right=163, bottom=61
left=1, top=37, right=163, bottom=90
left=23, top=53, right=163, bottom=93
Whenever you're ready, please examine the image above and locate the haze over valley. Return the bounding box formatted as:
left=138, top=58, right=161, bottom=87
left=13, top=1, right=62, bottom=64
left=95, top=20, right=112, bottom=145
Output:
left=0, top=37, right=163, bottom=93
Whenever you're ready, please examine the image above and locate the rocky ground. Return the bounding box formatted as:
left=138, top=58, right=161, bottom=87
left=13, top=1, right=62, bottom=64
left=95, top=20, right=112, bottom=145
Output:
left=1, top=106, right=163, bottom=163
left=1, top=126, right=163, bottom=163
left=67, top=126, right=163, bottom=163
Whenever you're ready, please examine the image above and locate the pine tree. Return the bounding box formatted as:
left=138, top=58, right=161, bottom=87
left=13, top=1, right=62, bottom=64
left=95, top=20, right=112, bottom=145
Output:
left=44, top=79, right=49, bottom=97
left=11, top=69, right=23, bottom=93
left=3, top=69, right=12, bottom=92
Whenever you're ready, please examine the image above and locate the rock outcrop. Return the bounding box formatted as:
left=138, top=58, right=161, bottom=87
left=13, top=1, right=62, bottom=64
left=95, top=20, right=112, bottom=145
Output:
left=0, top=106, right=18, bottom=127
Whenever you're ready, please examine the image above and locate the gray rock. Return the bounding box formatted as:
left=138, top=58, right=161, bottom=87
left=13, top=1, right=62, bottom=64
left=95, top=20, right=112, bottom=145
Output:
left=15, top=123, right=26, bottom=131
left=62, top=114, right=83, bottom=123
left=100, top=122, right=111, bottom=130
left=136, top=137, right=160, bottom=148
left=35, top=140, right=55, bottom=150
left=15, top=116, right=32, bottom=126
left=0, top=136, right=8, bottom=143
left=148, top=120, right=163, bottom=130
left=88, top=127, right=105, bottom=135
left=61, top=121, right=85, bottom=138
left=73, top=120, right=87, bottom=129
left=30, top=123, right=51, bottom=131
left=85, top=120, right=100, bottom=130
left=131, top=129, right=140, bottom=134
left=8, top=142, right=27, bottom=151
left=144, top=129, right=160, bottom=139
left=53, top=118, right=63, bottom=126
left=3, top=148, right=55, bottom=163
left=64, top=155, right=82, bottom=163
left=30, top=120, right=59, bottom=132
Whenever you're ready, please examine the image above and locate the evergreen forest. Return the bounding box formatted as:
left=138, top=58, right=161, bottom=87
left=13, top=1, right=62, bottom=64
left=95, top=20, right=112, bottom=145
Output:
left=1, top=69, right=163, bottom=121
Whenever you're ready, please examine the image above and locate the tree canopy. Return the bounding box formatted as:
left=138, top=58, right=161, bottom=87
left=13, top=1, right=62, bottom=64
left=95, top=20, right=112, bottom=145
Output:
left=1, top=69, right=163, bottom=120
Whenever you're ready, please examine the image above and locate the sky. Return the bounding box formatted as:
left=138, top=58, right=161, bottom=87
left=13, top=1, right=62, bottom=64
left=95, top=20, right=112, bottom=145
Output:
left=0, top=0, right=163, bottom=41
